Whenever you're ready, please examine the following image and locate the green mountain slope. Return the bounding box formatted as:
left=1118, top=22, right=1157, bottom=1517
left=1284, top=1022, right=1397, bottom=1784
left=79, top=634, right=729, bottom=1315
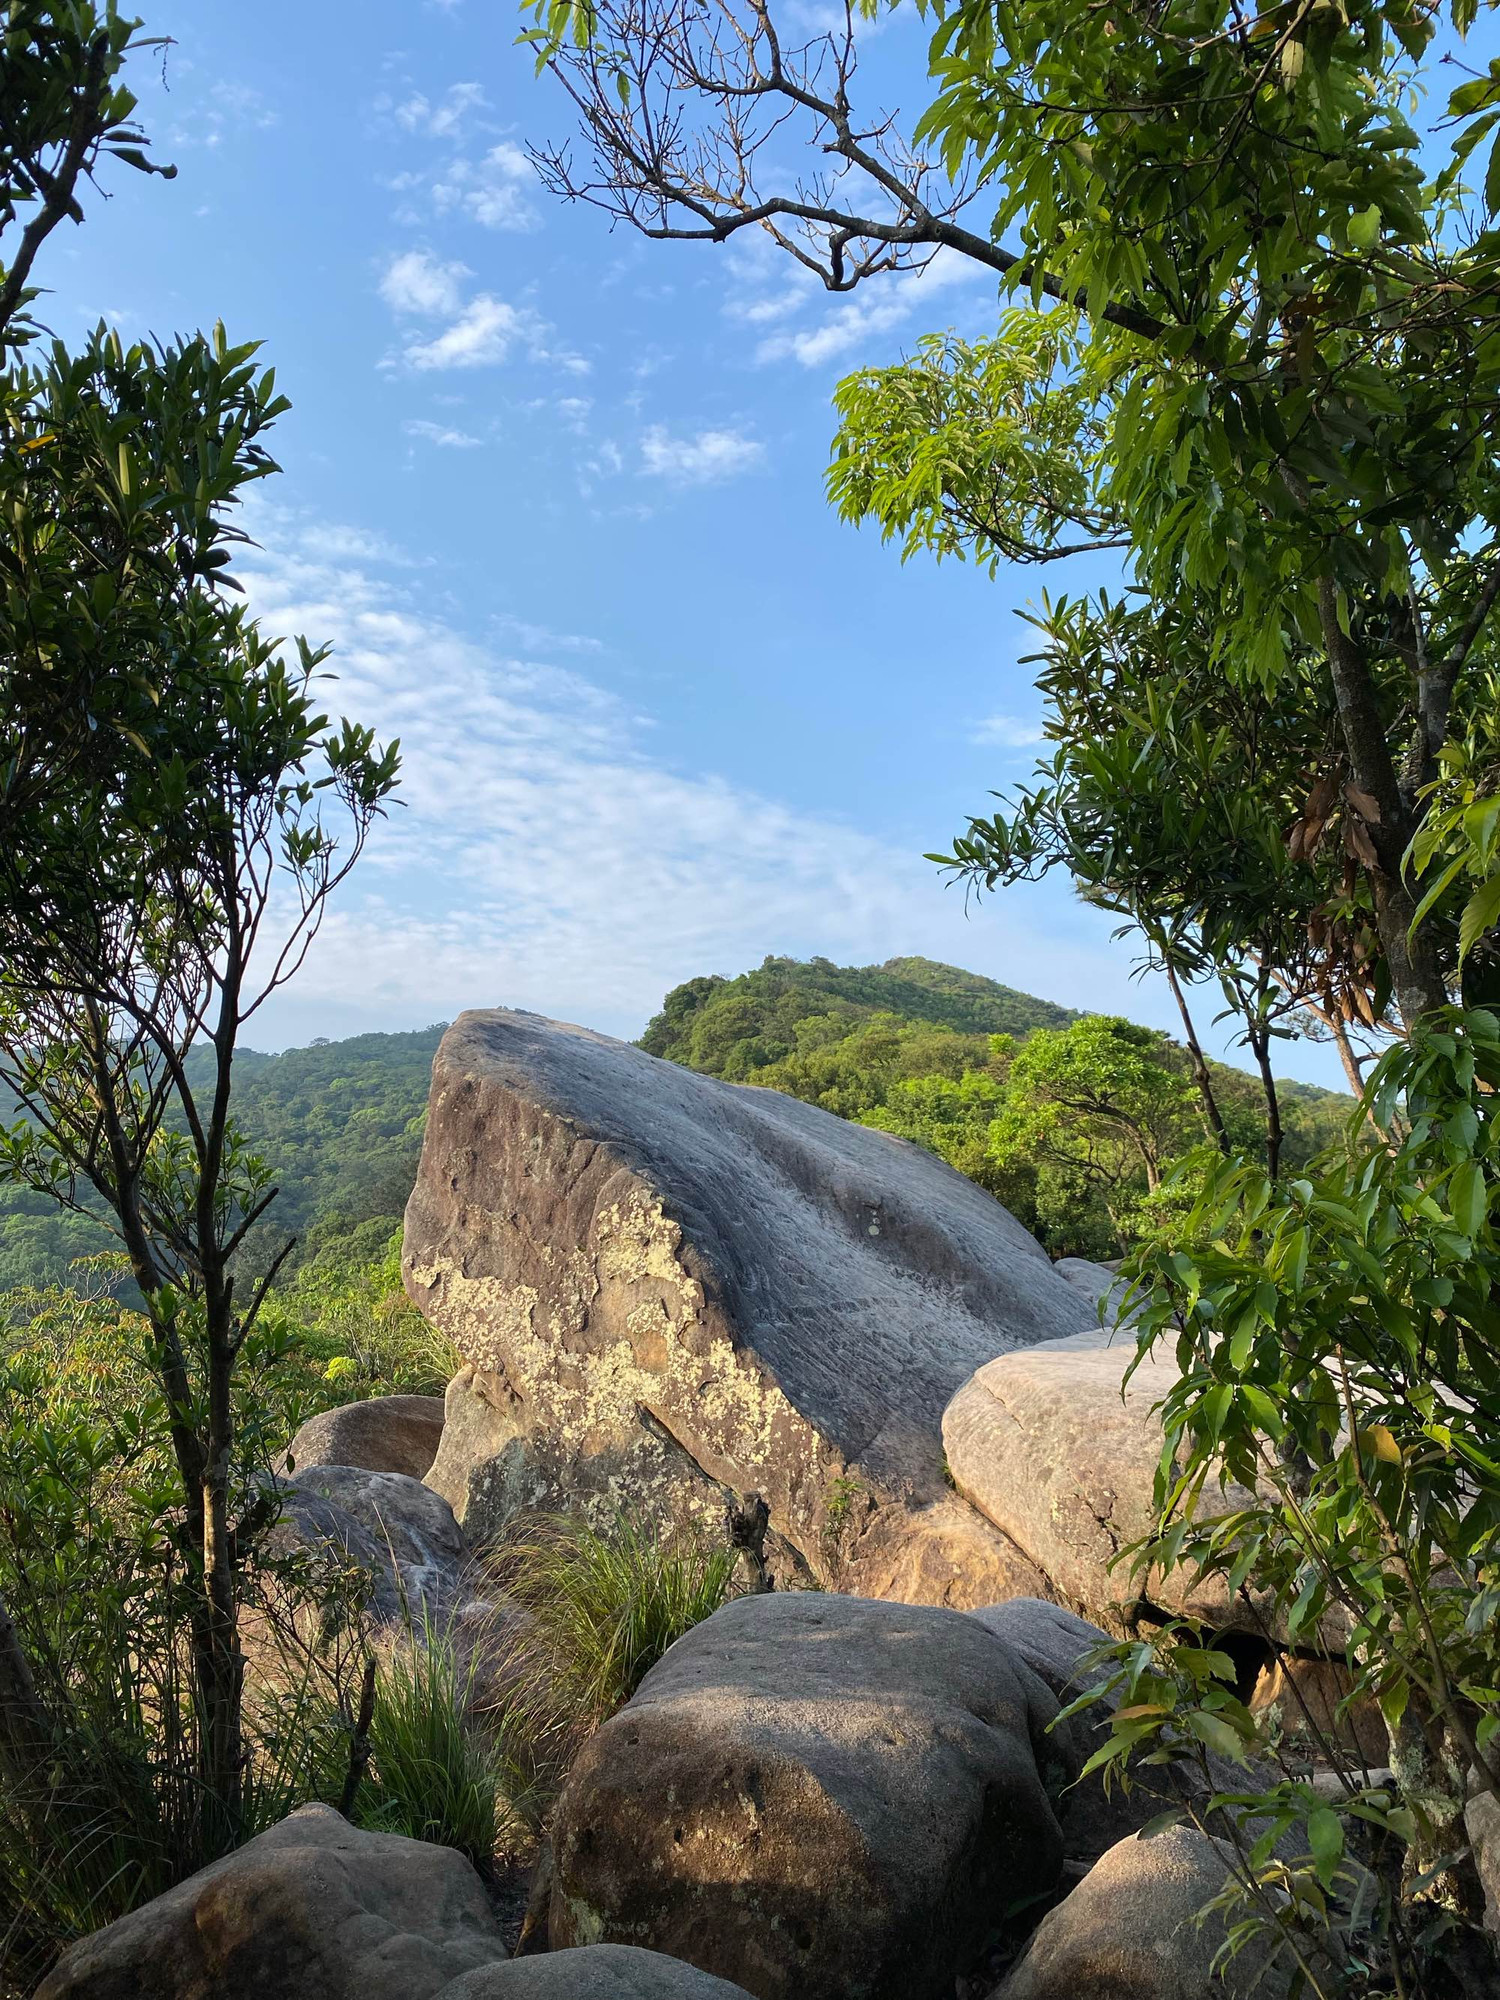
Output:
left=0, top=954, right=1350, bottom=1287
left=0, top=1026, right=447, bottom=1292
left=640, top=954, right=1077, bottom=1075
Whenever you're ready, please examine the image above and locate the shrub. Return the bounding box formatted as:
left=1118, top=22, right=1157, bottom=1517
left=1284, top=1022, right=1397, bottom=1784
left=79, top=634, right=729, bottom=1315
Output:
left=1079, top=1010, right=1500, bottom=1995
left=496, top=1509, right=737, bottom=1753
left=353, top=1617, right=525, bottom=1874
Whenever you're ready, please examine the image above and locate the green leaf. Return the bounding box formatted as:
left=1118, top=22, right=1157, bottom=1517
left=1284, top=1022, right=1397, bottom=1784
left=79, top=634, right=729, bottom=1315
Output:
left=1307, top=1806, right=1344, bottom=1888
left=1450, top=1159, right=1488, bottom=1238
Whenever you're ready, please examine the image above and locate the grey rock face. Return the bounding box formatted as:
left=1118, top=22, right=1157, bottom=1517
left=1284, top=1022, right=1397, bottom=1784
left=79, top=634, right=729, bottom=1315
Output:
left=995, top=1825, right=1292, bottom=2000
left=254, top=1466, right=514, bottom=1701
left=282, top=1393, right=447, bottom=1481
left=546, top=1591, right=1072, bottom=2000
left=404, top=1010, right=1090, bottom=1602
left=277, top=1463, right=470, bottom=1630
left=36, top=1803, right=509, bottom=2000
left=435, top=1945, right=757, bottom=1998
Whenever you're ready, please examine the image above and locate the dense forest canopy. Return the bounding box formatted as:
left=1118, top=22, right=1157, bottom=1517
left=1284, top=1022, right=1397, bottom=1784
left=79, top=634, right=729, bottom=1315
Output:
left=0, top=1027, right=447, bottom=1293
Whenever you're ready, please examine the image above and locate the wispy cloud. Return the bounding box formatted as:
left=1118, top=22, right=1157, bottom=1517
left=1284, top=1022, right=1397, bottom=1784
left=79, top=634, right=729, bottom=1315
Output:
left=974, top=714, right=1047, bottom=748
left=166, top=78, right=279, bottom=151
left=431, top=141, right=539, bottom=231
left=751, top=249, right=989, bottom=368
left=404, top=417, right=484, bottom=448
left=403, top=294, right=540, bottom=369
left=640, top=424, right=764, bottom=485
left=378, top=251, right=585, bottom=375
left=233, top=512, right=1124, bottom=1047
left=391, top=81, right=486, bottom=139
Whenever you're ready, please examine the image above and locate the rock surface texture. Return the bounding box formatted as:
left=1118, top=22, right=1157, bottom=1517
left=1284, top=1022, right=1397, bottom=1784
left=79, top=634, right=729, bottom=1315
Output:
left=435, top=1946, right=758, bottom=1998
left=255, top=1466, right=510, bottom=1698
left=996, top=1825, right=1291, bottom=2000
left=404, top=1010, right=1090, bottom=1601
left=281, top=1393, right=447, bottom=1481
left=944, top=1329, right=1253, bottom=1631
left=545, top=1590, right=1074, bottom=2000
left=35, top=1803, right=509, bottom=2000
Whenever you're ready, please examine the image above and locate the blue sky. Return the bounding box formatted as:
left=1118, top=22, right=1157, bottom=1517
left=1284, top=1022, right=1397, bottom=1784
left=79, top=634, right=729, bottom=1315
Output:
left=42, top=0, right=1354, bottom=1085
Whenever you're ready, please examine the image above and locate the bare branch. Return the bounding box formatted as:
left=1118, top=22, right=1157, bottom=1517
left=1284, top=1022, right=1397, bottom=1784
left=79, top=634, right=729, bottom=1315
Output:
left=529, top=0, right=1167, bottom=340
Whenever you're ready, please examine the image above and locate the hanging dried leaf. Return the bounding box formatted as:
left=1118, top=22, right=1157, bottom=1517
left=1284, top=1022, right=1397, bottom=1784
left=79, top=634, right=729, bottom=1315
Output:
left=1346, top=820, right=1380, bottom=870
left=1345, top=784, right=1382, bottom=824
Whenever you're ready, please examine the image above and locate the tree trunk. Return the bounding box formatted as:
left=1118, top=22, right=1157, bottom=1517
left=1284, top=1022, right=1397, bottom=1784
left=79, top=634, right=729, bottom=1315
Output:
left=197, top=1293, right=243, bottom=1851
left=1164, top=959, right=1231, bottom=1153
left=1248, top=1019, right=1284, bottom=1180
left=1316, top=581, right=1448, bottom=1028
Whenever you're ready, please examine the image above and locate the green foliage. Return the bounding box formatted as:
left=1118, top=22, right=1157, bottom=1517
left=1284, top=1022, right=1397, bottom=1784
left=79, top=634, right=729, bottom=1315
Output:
left=1071, top=1012, right=1500, bottom=1986
left=276, top=1225, right=457, bottom=1400
left=0, top=1025, right=445, bottom=1296
left=354, top=1620, right=523, bottom=1873
left=0, top=1298, right=367, bottom=1992
left=987, top=1017, right=1203, bottom=1238
left=0, top=3, right=173, bottom=356
left=829, top=312, right=1123, bottom=574
left=497, top=1510, right=737, bottom=1746
left=639, top=953, right=1076, bottom=1071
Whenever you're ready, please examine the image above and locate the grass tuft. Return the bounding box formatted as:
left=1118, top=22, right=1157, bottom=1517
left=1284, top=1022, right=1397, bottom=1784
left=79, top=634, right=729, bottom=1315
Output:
left=493, top=1507, right=737, bottom=1757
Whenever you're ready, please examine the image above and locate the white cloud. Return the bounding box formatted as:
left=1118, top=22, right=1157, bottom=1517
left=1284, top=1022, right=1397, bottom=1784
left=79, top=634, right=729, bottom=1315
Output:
left=379, top=248, right=471, bottom=317
left=974, top=714, right=1047, bottom=748
left=639, top=425, right=764, bottom=485
left=432, top=142, right=538, bottom=231
left=393, top=82, right=486, bottom=139
left=233, top=514, right=1132, bottom=1049
left=403, top=293, right=542, bottom=369
left=379, top=258, right=585, bottom=375
left=752, top=249, right=988, bottom=368
left=404, top=418, right=484, bottom=448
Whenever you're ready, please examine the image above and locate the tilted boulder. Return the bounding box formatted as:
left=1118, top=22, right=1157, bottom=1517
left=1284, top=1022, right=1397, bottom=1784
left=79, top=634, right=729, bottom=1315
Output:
left=944, top=1329, right=1255, bottom=1631
left=250, top=1466, right=513, bottom=1702
left=36, top=1803, right=509, bottom=2000
left=435, top=1945, right=757, bottom=1997
left=995, top=1825, right=1293, bottom=2000
left=546, top=1591, right=1074, bottom=2000
left=404, top=1010, right=1089, bottom=1602
left=282, top=1393, right=447, bottom=1481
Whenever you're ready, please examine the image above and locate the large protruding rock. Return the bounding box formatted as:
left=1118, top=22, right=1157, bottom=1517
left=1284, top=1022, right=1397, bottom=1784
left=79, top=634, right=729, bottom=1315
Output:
left=944, top=1328, right=1254, bottom=1631
left=545, top=1592, right=1075, bottom=2000
left=36, top=1803, right=509, bottom=2000
left=404, top=1010, right=1090, bottom=1602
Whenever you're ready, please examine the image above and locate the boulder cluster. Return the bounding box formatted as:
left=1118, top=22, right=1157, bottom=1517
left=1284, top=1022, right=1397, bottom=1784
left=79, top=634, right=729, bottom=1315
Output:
left=41, top=1010, right=1395, bottom=2000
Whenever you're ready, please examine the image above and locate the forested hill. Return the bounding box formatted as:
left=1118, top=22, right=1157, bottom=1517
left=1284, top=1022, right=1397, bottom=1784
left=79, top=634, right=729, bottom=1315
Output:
left=0, top=1026, right=447, bottom=1293
left=640, top=955, right=1077, bottom=1073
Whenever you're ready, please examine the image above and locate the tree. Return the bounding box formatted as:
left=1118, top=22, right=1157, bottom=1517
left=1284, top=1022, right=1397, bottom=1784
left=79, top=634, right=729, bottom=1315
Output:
left=0, top=2, right=172, bottom=346
left=0, top=20, right=400, bottom=1856
left=934, top=591, right=1392, bottom=1141
left=522, top=0, right=1500, bottom=1030
left=985, top=1016, right=1204, bottom=1230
